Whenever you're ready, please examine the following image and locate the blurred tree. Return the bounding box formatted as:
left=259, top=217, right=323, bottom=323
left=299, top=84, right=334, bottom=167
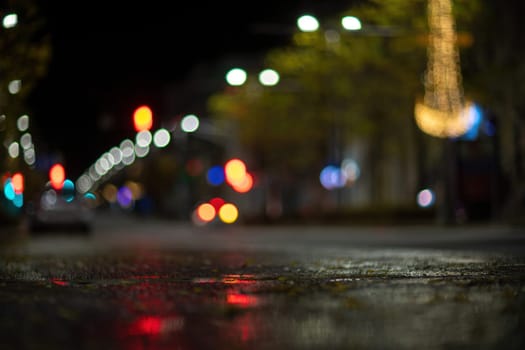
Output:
left=462, top=0, right=525, bottom=222
left=0, top=0, right=51, bottom=219
left=207, top=0, right=484, bottom=218
left=209, top=1, right=429, bottom=208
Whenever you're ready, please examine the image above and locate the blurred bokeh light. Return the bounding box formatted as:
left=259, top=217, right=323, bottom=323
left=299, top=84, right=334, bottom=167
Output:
left=225, top=68, right=247, bottom=86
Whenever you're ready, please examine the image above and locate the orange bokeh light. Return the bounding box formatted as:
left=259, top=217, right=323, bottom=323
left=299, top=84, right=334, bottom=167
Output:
left=226, top=292, right=259, bottom=307
left=11, top=172, right=24, bottom=194
left=49, top=164, right=65, bottom=190
left=196, top=203, right=216, bottom=222
left=231, top=172, right=254, bottom=193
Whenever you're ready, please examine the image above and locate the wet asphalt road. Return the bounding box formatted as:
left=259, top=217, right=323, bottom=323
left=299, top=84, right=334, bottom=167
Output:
left=1, top=213, right=524, bottom=350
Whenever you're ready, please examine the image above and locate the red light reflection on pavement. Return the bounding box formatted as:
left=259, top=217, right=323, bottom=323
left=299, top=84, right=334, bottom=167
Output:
left=127, top=315, right=185, bottom=336
left=226, top=292, right=260, bottom=308
left=237, top=314, right=259, bottom=343
left=50, top=278, right=69, bottom=286
left=129, top=316, right=162, bottom=336
left=109, top=258, right=267, bottom=348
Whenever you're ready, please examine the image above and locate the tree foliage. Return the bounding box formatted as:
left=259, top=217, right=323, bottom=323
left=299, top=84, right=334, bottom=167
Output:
left=207, top=0, right=495, bottom=211
left=208, top=0, right=433, bottom=173
left=1, top=0, right=51, bottom=219
left=461, top=0, right=525, bottom=218
left=0, top=0, right=51, bottom=170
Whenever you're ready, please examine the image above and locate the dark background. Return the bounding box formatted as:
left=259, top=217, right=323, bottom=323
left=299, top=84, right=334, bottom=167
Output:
left=27, top=1, right=355, bottom=177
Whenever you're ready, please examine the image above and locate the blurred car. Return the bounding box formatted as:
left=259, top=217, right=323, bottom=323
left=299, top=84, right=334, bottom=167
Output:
left=27, top=188, right=95, bottom=233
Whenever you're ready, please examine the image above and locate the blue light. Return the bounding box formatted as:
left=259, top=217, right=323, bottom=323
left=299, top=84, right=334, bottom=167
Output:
left=483, top=120, right=496, bottom=136
left=206, top=165, right=225, bottom=186
left=320, top=165, right=345, bottom=190
left=13, top=193, right=23, bottom=208
left=3, top=179, right=15, bottom=201
left=62, top=179, right=75, bottom=202
left=460, top=104, right=483, bottom=141
left=117, top=186, right=133, bottom=208
left=84, top=192, right=96, bottom=200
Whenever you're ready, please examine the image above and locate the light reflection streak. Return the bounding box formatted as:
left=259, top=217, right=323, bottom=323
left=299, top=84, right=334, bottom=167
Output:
left=50, top=278, right=69, bottom=286
left=127, top=315, right=184, bottom=336
left=226, top=292, right=260, bottom=308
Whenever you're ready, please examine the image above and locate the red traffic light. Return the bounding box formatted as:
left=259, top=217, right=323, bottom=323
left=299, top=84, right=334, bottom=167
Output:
left=133, top=105, right=153, bottom=132
left=49, top=164, right=65, bottom=190
left=12, top=172, right=24, bottom=194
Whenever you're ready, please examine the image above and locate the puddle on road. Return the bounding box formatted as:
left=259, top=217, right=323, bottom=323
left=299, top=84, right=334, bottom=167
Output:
left=0, top=251, right=524, bottom=349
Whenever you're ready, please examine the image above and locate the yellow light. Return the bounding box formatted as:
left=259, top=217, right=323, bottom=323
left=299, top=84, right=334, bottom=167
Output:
left=218, top=203, right=239, bottom=224
left=124, top=181, right=144, bottom=200
left=133, top=105, right=153, bottom=132
left=415, top=100, right=475, bottom=138
left=224, top=158, right=246, bottom=186
left=102, top=184, right=118, bottom=203
left=415, top=0, right=471, bottom=138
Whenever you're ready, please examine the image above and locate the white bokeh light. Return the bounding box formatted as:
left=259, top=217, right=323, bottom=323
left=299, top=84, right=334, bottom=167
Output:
left=8, top=142, right=19, bottom=158
left=258, top=69, right=280, bottom=86
left=2, top=13, right=17, bottom=29
left=341, top=16, right=362, bottom=31
left=417, top=189, right=435, bottom=208
left=153, top=128, right=171, bottom=148
left=225, top=68, right=247, bottom=86
left=24, top=147, right=35, bottom=166
left=136, top=130, right=152, bottom=147
left=17, top=115, right=29, bottom=132
left=134, top=144, right=150, bottom=158
left=20, top=133, right=32, bottom=149
left=110, top=147, right=123, bottom=165
left=8, top=80, right=21, bottom=94
left=76, top=174, right=93, bottom=194
left=297, top=15, right=319, bottom=32
left=120, top=139, right=134, bottom=157
left=181, top=114, right=199, bottom=133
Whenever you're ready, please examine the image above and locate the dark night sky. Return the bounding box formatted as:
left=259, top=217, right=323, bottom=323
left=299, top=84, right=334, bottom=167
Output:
left=27, top=1, right=354, bottom=177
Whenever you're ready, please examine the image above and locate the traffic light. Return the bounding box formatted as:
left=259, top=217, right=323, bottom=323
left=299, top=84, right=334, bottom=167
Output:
left=133, top=105, right=153, bottom=132
left=49, top=163, right=65, bottom=190
left=11, top=172, right=24, bottom=194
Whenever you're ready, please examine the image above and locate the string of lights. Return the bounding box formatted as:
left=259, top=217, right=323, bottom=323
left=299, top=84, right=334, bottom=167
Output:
left=414, top=0, right=474, bottom=138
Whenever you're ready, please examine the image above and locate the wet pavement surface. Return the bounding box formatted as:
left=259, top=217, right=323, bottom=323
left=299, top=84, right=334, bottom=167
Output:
left=1, top=215, right=524, bottom=349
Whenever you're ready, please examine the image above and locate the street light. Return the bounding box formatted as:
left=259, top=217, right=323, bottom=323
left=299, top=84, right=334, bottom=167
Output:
left=341, top=16, right=362, bottom=31
left=297, top=15, right=319, bottom=32
left=297, top=14, right=362, bottom=33
left=2, top=13, right=17, bottom=29
left=226, top=68, right=280, bottom=87
left=258, top=69, right=280, bottom=87
left=225, top=68, right=247, bottom=86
